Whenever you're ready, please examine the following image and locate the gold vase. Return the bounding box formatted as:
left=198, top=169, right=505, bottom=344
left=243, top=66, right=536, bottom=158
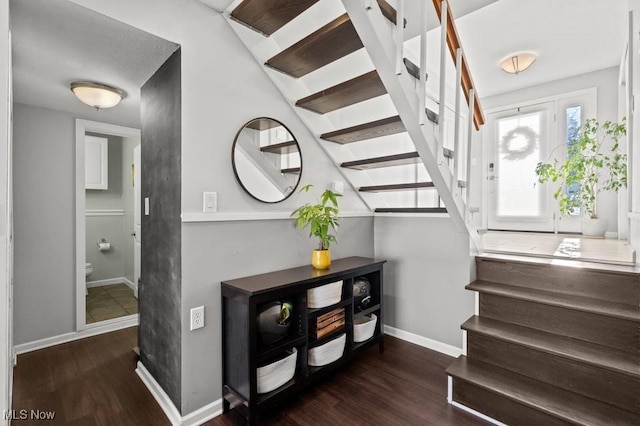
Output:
left=311, top=249, right=331, bottom=270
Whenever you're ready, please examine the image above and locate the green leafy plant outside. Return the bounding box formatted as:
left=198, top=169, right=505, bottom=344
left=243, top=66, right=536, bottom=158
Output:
left=535, top=118, right=627, bottom=219
left=291, top=184, right=341, bottom=250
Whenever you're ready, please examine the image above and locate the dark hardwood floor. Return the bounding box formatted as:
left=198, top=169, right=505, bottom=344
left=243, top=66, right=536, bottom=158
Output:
left=13, top=327, right=485, bottom=425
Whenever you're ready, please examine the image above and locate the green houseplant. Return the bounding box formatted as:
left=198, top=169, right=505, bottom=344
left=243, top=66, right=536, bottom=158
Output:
left=535, top=118, right=627, bottom=236
left=291, top=184, right=341, bottom=269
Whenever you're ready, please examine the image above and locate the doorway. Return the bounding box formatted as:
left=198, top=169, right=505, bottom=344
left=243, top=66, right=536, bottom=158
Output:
left=75, top=120, right=141, bottom=331
left=484, top=89, right=597, bottom=233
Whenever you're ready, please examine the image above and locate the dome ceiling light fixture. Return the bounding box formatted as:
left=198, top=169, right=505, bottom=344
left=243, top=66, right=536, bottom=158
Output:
left=499, top=53, right=537, bottom=75
left=70, top=81, right=125, bottom=110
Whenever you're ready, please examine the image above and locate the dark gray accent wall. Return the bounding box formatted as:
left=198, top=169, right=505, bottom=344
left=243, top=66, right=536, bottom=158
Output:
left=140, top=48, right=182, bottom=409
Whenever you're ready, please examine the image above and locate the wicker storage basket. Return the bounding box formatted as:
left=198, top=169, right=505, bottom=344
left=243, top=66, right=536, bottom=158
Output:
left=353, top=314, right=377, bottom=343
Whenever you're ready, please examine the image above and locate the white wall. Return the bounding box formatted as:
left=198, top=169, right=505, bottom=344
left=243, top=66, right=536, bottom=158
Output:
left=0, top=0, right=12, bottom=420
left=469, top=67, right=621, bottom=232
left=12, top=103, right=135, bottom=345
left=374, top=216, right=474, bottom=349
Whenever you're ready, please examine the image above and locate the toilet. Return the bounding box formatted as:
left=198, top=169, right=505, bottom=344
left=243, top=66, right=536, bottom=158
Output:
left=85, top=262, right=93, bottom=279
left=85, top=263, right=93, bottom=295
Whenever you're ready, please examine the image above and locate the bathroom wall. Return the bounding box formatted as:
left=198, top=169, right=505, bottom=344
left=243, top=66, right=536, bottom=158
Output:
left=12, top=102, right=138, bottom=345
left=85, top=133, right=137, bottom=283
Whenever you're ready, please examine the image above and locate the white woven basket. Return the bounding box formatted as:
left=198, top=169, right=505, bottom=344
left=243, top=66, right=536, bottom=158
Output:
left=353, top=314, right=377, bottom=343
left=256, top=348, right=297, bottom=394
left=307, top=280, right=343, bottom=308
left=308, top=334, right=346, bottom=367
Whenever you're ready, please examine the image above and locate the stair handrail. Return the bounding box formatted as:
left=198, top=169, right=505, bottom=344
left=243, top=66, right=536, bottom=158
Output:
left=432, top=0, right=485, bottom=131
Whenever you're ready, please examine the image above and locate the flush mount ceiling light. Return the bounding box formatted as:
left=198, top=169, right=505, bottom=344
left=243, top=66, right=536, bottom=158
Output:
left=70, top=81, right=125, bottom=110
left=499, top=53, right=537, bottom=75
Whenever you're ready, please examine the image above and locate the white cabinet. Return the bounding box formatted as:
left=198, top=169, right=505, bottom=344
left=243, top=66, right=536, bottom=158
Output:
left=85, top=135, right=108, bottom=190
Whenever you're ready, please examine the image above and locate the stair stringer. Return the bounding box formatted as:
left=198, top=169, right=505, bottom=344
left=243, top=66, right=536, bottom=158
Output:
left=222, top=9, right=392, bottom=212
left=342, top=0, right=482, bottom=252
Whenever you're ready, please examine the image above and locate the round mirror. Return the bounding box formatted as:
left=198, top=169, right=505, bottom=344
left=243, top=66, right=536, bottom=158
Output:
left=232, top=118, right=302, bottom=203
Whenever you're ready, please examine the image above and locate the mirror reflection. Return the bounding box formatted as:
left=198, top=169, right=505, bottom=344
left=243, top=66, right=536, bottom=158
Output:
left=232, top=118, right=302, bottom=203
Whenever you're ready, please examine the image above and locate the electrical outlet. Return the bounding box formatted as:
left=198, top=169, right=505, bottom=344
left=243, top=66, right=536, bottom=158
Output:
left=190, top=306, right=205, bottom=331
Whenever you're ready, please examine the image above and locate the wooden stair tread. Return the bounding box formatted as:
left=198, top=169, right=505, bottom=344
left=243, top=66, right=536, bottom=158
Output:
left=377, top=0, right=405, bottom=27
left=447, top=356, right=639, bottom=426
left=403, top=57, right=427, bottom=81
left=467, top=280, right=640, bottom=322
left=281, top=167, right=300, bottom=174
left=462, top=316, right=640, bottom=378
left=260, top=140, right=299, bottom=154
left=375, top=207, right=447, bottom=214
left=321, top=116, right=405, bottom=144
left=341, top=152, right=419, bottom=170
left=266, top=14, right=362, bottom=78
left=230, top=0, right=319, bottom=36
left=359, top=182, right=434, bottom=192
left=296, top=70, right=387, bottom=114
left=320, top=110, right=437, bottom=144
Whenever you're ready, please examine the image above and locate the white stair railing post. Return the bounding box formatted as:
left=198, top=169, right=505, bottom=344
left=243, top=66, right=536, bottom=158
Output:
left=438, top=0, right=448, bottom=164
left=465, top=88, right=475, bottom=222
left=395, top=0, right=405, bottom=75
left=452, top=47, right=462, bottom=192
left=418, top=0, right=427, bottom=125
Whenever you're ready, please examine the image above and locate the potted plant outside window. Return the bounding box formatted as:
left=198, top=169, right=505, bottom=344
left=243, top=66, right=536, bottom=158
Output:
left=291, top=184, right=341, bottom=269
left=535, top=118, right=627, bottom=237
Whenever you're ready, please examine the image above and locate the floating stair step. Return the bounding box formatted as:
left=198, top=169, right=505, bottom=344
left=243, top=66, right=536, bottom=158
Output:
left=463, top=316, right=640, bottom=413
left=359, top=182, right=434, bottom=192
left=341, top=152, right=419, bottom=170
left=266, top=14, right=362, bottom=78
left=321, top=111, right=438, bottom=144
left=230, top=0, right=319, bottom=36
left=403, top=58, right=427, bottom=81
left=321, top=116, right=405, bottom=144
left=470, top=281, right=640, bottom=353
left=467, top=280, right=640, bottom=322
left=375, top=207, right=447, bottom=214
left=447, top=356, right=639, bottom=426
left=260, top=140, right=299, bottom=154
left=296, top=70, right=386, bottom=114
left=281, top=167, right=300, bottom=174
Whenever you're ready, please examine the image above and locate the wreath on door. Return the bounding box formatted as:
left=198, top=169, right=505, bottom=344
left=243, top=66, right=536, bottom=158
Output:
left=500, top=126, right=538, bottom=160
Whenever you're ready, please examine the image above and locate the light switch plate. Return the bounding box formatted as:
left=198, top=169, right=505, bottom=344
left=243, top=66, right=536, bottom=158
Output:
left=203, top=192, right=217, bottom=213
left=144, top=197, right=150, bottom=216
left=331, top=181, right=344, bottom=195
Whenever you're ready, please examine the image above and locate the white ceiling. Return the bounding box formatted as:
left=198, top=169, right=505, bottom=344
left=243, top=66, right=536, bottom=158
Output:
left=451, top=0, right=628, bottom=97
left=10, top=0, right=178, bottom=127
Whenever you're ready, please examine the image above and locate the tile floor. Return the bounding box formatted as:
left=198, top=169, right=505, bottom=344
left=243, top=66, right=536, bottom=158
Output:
left=86, top=283, right=138, bottom=324
left=482, top=231, right=636, bottom=266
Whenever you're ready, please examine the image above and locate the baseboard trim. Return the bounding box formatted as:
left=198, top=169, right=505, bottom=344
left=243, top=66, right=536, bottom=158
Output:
left=136, top=361, right=181, bottom=424
left=136, top=361, right=222, bottom=426
left=122, top=277, right=136, bottom=291
left=181, top=400, right=223, bottom=426
left=14, top=316, right=138, bottom=356
left=605, top=231, right=619, bottom=239
left=450, top=399, right=507, bottom=426
left=87, top=277, right=126, bottom=288
left=383, top=325, right=463, bottom=358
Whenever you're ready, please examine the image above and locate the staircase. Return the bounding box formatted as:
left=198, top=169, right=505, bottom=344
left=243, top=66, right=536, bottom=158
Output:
left=448, top=255, right=640, bottom=425
left=221, top=0, right=485, bottom=250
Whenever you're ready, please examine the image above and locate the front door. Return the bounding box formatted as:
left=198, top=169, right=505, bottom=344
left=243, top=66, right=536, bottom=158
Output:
left=487, top=102, right=555, bottom=231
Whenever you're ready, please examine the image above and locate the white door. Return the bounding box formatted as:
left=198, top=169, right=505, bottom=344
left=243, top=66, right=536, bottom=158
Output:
left=487, top=103, right=555, bottom=231
left=133, top=144, right=141, bottom=299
